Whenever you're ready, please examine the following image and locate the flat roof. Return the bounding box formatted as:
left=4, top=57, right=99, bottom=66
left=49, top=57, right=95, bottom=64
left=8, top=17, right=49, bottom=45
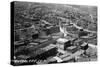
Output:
left=42, top=44, right=56, bottom=51
left=53, top=56, right=63, bottom=62
left=57, top=38, right=69, bottom=43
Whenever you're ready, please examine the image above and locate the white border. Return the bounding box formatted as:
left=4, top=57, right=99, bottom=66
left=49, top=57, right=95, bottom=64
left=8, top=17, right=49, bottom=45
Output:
left=0, top=0, right=99, bottom=67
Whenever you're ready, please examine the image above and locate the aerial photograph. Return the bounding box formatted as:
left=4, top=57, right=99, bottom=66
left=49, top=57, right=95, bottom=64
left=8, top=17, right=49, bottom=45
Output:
left=11, top=1, right=97, bottom=66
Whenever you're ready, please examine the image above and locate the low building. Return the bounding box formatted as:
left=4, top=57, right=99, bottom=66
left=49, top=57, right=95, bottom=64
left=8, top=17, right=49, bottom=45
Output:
left=80, top=42, right=89, bottom=50
left=32, top=33, right=39, bottom=39
left=56, top=38, right=69, bottom=49
left=64, top=41, right=73, bottom=50
left=27, top=44, right=58, bottom=60
left=66, top=46, right=78, bottom=53
left=44, top=26, right=60, bottom=35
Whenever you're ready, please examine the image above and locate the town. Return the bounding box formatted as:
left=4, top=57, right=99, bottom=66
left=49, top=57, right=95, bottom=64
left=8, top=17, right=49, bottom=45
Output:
left=12, top=1, right=97, bottom=65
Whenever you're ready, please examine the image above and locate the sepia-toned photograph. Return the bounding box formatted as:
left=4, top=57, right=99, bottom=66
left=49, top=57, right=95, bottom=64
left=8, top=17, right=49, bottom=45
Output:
left=11, top=1, right=97, bottom=66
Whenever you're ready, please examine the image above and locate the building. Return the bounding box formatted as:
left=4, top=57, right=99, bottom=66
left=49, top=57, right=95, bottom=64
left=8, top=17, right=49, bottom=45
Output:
left=80, top=43, right=89, bottom=50
left=44, top=26, right=60, bottom=35
left=56, top=38, right=69, bottom=49
left=28, top=44, right=58, bottom=61
left=64, top=41, right=73, bottom=50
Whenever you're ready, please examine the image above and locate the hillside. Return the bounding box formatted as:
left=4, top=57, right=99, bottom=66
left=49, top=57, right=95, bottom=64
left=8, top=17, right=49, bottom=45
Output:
left=14, top=1, right=97, bottom=44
